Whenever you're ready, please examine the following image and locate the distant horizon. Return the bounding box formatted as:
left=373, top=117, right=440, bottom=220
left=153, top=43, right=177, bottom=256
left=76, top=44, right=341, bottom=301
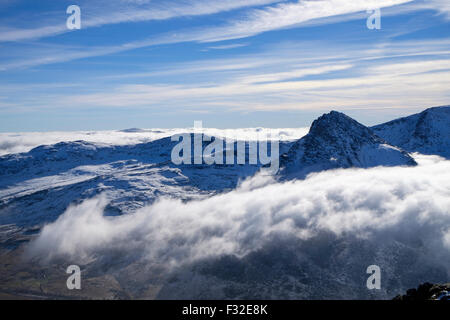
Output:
left=0, top=104, right=448, bottom=133
left=1, top=104, right=448, bottom=157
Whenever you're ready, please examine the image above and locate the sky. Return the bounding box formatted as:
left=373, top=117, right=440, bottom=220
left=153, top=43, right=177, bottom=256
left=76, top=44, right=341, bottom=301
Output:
left=0, top=0, right=449, bottom=131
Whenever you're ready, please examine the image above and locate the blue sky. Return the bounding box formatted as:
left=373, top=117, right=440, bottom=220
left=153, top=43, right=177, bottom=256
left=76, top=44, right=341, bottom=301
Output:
left=0, top=0, right=449, bottom=131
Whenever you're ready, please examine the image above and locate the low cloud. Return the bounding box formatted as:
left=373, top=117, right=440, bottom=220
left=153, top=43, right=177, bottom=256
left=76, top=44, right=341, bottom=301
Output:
left=28, top=154, right=450, bottom=278
left=0, top=128, right=307, bottom=156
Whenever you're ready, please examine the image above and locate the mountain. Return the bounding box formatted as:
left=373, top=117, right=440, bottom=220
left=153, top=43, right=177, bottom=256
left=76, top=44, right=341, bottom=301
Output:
left=280, top=111, right=417, bottom=178
left=372, top=106, right=450, bottom=158
left=156, top=234, right=448, bottom=300
left=0, top=108, right=448, bottom=300
left=0, top=111, right=422, bottom=229
left=0, top=136, right=290, bottom=229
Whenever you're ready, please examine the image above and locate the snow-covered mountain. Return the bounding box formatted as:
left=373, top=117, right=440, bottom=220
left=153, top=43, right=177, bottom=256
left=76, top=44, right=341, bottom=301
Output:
left=0, top=107, right=449, bottom=300
left=280, top=111, right=416, bottom=178
left=0, top=110, right=428, bottom=229
left=372, top=106, right=450, bottom=159
left=0, top=137, right=286, bottom=228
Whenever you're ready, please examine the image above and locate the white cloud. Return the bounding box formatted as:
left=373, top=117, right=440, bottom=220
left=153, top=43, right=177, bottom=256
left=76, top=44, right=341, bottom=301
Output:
left=207, top=43, right=249, bottom=50
left=0, top=128, right=308, bottom=156
left=0, top=0, right=414, bottom=41
left=1, top=39, right=448, bottom=115
left=2, top=0, right=448, bottom=76
left=55, top=57, right=450, bottom=112
left=420, top=0, right=450, bottom=19
left=0, top=0, right=419, bottom=69
left=4, top=0, right=449, bottom=46
left=28, top=155, right=450, bottom=277
left=238, top=64, right=353, bottom=84
left=0, top=0, right=282, bottom=42
left=200, top=0, right=414, bottom=42
left=369, top=59, right=450, bottom=75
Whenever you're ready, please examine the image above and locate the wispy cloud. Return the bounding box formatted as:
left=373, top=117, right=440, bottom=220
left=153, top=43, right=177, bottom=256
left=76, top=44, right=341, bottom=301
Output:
left=207, top=43, right=249, bottom=50
left=419, top=0, right=450, bottom=19
left=192, top=0, right=415, bottom=42
left=0, top=0, right=282, bottom=42
left=0, top=0, right=448, bottom=130
left=60, top=69, right=449, bottom=112
left=237, top=64, right=353, bottom=84
left=369, top=59, right=450, bottom=75
left=17, top=40, right=446, bottom=115
left=1, top=0, right=445, bottom=70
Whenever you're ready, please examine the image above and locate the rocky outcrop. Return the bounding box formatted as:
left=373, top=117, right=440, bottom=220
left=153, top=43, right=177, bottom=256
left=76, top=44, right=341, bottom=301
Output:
left=393, top=282, right=450, bottom=300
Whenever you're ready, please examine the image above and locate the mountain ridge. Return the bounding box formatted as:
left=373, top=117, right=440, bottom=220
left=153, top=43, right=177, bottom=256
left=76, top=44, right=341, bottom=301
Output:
left=372, top=106, right=450, bottom=158
left=0, top=107, right=447, bottom=229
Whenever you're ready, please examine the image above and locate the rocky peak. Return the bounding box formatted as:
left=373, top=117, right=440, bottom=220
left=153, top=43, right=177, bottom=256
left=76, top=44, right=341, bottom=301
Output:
left=280, top=111, right=416, bottom=178
left=310, top=111, right=373, bottom=139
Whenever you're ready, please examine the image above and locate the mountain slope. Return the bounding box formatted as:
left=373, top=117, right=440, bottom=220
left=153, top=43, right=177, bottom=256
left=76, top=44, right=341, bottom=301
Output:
left=372, top=106, right=450, bottom=158
left=280, top=111, right=417, bottom=178
left=0, top=137, right=290, bottom=229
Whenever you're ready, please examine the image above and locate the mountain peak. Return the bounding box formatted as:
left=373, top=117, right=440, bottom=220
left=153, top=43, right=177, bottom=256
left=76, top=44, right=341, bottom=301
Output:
left=280, top=111, right=416, bottom=178
left=309, top=110, right=373, bottom=141
left=311, top=110, right=356, bottom=126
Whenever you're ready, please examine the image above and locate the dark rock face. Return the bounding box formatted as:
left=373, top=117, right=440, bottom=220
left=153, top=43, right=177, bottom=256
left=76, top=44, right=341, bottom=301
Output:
left=280, top=111, right=416, bottom=178
left=372, top=106, right=450, bottom=158
left=393, top=282, right=450, bottom=300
